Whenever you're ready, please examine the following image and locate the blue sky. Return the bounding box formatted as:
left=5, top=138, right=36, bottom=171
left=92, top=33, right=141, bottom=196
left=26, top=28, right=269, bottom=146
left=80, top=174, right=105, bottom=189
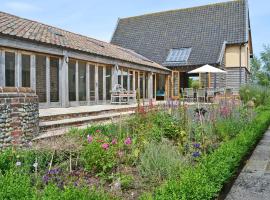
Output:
left=0, top=0, right=269, bottom=56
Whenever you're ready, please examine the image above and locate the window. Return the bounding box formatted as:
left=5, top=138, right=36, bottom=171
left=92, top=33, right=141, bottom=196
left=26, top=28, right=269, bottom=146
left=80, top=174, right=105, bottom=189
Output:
left=78, top=62, right=86, bottom=101
left=89, top=64, right=95, bottom=101
left=129, top=70, right=133, bottom=92
left=22, top=54, right=31, bottom=87
left=123, top=68, right=128, bottom=90
left=5, top=52, right=15, bottom=86
left=68, top=60, right=76, bottom=101
left=50, top=57, right=59, bottom=102
left=166, top=48, right=191, bottom=62
left=106, top=66, right=112, bottom=100
left=98, top=66, right=103, bottom=101
left=36, top=55, right=46, bottom=102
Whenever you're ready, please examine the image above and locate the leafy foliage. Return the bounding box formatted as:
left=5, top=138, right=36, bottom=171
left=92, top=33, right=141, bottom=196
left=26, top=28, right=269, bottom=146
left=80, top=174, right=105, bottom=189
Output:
left=139, top=140, right=184, bottom=182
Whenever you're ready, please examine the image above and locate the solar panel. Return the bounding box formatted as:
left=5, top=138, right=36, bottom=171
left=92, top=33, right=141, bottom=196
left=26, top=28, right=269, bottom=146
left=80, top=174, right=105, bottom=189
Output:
left=166, top=48, right=191, bottom=62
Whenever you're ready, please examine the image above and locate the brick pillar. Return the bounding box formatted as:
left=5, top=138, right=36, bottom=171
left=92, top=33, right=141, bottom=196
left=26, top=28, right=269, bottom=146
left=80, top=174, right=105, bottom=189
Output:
left=0, top=87, right=39, bottom=149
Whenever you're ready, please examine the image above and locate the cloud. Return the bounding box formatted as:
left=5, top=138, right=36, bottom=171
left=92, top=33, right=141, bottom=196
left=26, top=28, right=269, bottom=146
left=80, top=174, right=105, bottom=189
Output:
left=5, top=1, right=40, bottom=12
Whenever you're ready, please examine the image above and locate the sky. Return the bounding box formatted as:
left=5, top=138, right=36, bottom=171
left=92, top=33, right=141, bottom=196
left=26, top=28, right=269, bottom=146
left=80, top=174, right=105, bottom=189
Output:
left=0, top=0, right=269, bottom=56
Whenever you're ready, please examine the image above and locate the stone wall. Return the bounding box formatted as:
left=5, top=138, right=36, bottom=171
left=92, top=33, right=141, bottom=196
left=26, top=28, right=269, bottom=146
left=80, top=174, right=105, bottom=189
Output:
left=0, top=87, right=39, bottom=149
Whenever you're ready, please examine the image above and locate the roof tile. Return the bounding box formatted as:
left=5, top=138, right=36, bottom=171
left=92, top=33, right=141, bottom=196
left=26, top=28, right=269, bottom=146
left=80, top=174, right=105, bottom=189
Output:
left=0, top=11, right=168, bottom=71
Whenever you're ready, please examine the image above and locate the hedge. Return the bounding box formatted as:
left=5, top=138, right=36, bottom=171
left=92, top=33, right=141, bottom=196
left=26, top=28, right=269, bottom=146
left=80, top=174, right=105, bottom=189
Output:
left=147, top=106, right=270, bottom=200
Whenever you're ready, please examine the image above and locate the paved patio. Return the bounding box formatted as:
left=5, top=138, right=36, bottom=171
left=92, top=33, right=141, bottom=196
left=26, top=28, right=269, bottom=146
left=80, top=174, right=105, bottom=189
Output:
left=226, top=129, right=270, bottom=200
left=39, top=104, right=139, bottom=117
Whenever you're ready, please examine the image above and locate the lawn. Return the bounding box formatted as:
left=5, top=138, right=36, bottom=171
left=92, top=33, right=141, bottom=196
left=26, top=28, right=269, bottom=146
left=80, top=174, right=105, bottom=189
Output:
left=0, top=85, right=270, bottom=200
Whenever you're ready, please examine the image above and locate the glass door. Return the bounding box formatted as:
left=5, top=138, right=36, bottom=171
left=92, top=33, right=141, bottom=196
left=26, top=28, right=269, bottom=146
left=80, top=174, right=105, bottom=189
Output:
left=78, top=62, right=86, bottom=101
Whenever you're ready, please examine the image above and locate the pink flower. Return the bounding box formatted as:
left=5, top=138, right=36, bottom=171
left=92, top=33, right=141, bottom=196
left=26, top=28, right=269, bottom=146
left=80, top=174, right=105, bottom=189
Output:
left=87, top=135, right=93, bottom=143
left=124, top=137, right=132, bottom=145
left=96, top=130, right=101, bottom=133
left=101, top=143, right=109, bottom=150
left=111, top=138, right=117, bottom=145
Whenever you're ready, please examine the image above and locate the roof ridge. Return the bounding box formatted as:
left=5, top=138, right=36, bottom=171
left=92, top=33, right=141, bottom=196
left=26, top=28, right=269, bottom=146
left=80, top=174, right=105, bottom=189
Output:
left=120, top=0, right=245, bottom=20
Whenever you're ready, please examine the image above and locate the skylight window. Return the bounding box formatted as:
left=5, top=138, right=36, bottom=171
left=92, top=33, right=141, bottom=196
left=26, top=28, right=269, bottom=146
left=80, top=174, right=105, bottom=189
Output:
left=166, top=48, right=191, bottom=62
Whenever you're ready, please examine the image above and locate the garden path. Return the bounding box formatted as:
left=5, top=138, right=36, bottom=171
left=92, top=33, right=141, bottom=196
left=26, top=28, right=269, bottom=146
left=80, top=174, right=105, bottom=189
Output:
left=226, top=128, right=270, bottom=200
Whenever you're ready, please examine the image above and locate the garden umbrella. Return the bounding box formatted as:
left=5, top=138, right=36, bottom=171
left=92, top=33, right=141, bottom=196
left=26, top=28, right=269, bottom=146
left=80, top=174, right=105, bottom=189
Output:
left=188, top=64, right=227, bottom=88
left=188, top=64, right=227, bottom=74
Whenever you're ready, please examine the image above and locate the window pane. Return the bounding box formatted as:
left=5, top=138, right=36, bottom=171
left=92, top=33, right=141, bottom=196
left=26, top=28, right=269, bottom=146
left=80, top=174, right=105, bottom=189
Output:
left=106, top=66, right=112, bottom=100
left=36, top=55, right=46, bottom=103
left=129, top=70, right=133, bottom=92
left=123, top=68, right=128, bottom=90
left=22, top=54, right=30, bottom=87
left=117, top=68, right=122, bottom=85
left=140, top=73, right=144, bottom=98
left=98, top=66, right=103, bottom=101
left=89, top=65, right=95, bottom=101
left=135, top=72, right=139, bottom=91
left=145, top=72, right=148, bottom=99
left=79, top=62, right=86, bottom=101
left=5, top=52, right=15, bottom=86
left=68, top=60, right=76, bottom=101
left=50, top=57, right=59, bottom=102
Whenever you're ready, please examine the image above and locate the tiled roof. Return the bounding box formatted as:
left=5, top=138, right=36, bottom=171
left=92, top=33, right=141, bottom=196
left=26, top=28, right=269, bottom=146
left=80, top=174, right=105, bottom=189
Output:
left=0, top=11, right=169, bottom=71
left=111, top=0, right=250, bottom=67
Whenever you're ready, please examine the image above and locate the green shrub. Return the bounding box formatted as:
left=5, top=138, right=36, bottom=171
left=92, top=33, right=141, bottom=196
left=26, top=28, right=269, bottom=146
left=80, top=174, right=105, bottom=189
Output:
left=147, top=105, right=270, bottom=200
left=139, top=139, right=184, bottom=182
left=80, top=138, right=116, bottom=174
left=35, top=184, right=115, bottom=200
left=240, top=84, right=270, bottom=106
left=0, top=169, right=34, bottom=200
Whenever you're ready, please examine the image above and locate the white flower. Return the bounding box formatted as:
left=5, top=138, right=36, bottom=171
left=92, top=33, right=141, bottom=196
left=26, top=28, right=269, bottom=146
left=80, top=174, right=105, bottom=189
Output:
left=33, top=162, right=38, bottom=168
left=16, top=161, right=21, bottom=166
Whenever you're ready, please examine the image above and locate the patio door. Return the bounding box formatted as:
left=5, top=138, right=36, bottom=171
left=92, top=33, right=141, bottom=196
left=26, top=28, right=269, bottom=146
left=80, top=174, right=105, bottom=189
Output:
left=172, top=71, right=180, bottom=99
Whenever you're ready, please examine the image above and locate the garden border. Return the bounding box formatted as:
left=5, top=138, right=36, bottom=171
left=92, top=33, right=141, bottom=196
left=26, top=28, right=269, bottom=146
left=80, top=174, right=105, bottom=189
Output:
left=147, top=105, right=270, bottom=200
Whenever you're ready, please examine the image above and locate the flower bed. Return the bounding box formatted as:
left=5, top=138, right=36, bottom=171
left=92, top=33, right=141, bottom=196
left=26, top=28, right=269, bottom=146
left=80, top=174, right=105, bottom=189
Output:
left=147, top=105, right=270, bottom=200
left=0, top=90, right=268, bottom=199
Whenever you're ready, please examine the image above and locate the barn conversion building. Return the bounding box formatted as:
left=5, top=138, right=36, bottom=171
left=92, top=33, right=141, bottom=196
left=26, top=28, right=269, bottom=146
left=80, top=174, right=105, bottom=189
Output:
left=111, top=0, right=253, bottom=98
left=0, top=12, right=170, bottom=108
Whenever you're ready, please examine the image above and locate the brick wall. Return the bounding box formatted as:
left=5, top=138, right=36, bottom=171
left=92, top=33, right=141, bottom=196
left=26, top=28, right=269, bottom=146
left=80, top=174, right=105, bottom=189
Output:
left=0, top=87, right=39, bottom=149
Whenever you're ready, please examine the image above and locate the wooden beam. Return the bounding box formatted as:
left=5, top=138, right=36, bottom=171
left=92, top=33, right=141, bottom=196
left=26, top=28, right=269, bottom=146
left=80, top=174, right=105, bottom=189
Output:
left=30, top=54, right=36, bottom=91
left=86, top=63, right=90, bottom=103
left=46, top=56, right=50, bottom=106
left=103, top=66, right=106, bottom=101
left=208, top=72, right=211, bottom=88
left=15, top=51, right=21, bottom=87
left=95, top=64, right=99, bottom=103
left=0, top=50, right=5, bottom=86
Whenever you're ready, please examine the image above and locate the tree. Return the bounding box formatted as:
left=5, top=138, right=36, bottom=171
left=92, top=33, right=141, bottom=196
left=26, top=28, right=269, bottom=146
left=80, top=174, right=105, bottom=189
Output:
left=250, top=45, right=270, bottom=86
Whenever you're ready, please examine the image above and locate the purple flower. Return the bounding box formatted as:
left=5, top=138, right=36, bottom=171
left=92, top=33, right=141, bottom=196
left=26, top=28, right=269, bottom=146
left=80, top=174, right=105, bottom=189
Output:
left=87, top=135, right=93, bottom=143
left=193, top=143, right=200, bottom=149
left=124, top=137, right=132, bottom=145
left=101, top=143, right=109, bottom=150
left=42, top=175, right=49, bottom=184
left=192, top=151, right=200, bottom=158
